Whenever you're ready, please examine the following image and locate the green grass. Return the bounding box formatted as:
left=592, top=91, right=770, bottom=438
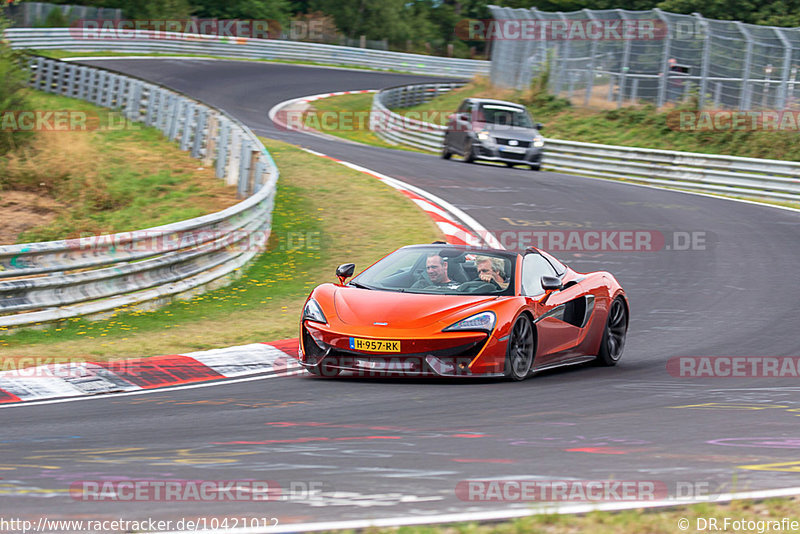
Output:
left=301, top=80, right=800, bottom=209
left=399, top=77, right=800, bottom=161
left=304, top=93, right=426, bottom=152
left=321, top=496, right=800, bottom=533
left=1, top=90, right=238, bottom=243
left=0, top=137, right=441, bottom=360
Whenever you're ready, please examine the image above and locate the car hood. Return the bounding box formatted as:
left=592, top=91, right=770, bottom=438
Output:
left=332, top=287, right=496, bottom=329
left=480, top=124, right=539, bottom=138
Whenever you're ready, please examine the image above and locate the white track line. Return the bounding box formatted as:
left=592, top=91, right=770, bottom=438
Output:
left=0, top=368, right=303, bottom=410
left=153, top=486, right=800, bottom=533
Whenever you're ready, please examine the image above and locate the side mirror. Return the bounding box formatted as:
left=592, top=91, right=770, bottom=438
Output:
left=541, top=276, right=562, bottom=291
left=535, top=122, right=544, bottom=130
left=539, top=275, right=562, bottom=304
left=336, top=263, right=355, bottom=285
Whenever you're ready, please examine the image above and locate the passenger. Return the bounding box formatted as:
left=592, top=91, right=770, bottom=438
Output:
left=412, top=254, right=461, bottom=289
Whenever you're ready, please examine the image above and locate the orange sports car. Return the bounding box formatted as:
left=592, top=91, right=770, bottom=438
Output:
left=297, top=244, right=628, bottom=380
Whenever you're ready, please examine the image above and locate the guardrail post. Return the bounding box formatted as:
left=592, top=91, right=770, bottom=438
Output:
left=248, top=149, right=260, bottom=195
left=33, top=56, right=45, bottom=89
left=95, top=70, right=106, bottom=105
left=126, top=81, right=142, bottom=121
left=168, top=97, right=183, bottom=139
left=43, top=59, right=54, bottom=93
left=155, top=93, right=170, bottom=134
left=104, top=74, right=117, bottom=108
left=180, top=103, right=195, bottom=152
left=192, top=108, right=208, bottom=159
left=79, top=67, right=91, bottom=101
left=67, top=63, right=79, bottom=98
left=145, top=86, right=157, bottom=126
left=204, top=113, right=219, bottom=168
left=227, top=130, right=240, bottom=186
left=216, top=120, right=230, bottom=179
left=237, top=141, right=251, bottom=198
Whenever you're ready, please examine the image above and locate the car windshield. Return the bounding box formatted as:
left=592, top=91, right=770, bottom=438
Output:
left=477, top=104, right=534, bottom=128
left=351, top=246, right=516, bottom=296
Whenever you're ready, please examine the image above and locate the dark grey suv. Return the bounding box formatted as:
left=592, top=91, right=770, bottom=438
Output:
left=442, top=98, right=544, bottom=170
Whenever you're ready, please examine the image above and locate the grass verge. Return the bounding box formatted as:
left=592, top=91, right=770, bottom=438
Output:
left=301, top=80, right=800, bottom=209
left=0, top=138, right=441, bottom=360
left=329, top=496, right=800, bottom=533
left=0, top=89, right=238, bottom=243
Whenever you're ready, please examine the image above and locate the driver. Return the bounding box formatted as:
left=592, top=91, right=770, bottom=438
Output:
left=412, top=254, right=461, bottom=290
left=474, top=255, right=509, bottom=289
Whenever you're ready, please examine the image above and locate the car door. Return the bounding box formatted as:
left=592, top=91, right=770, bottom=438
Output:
left=521, top=253, right=587, bottom=366
left=448, top=100, right=471, bottom=151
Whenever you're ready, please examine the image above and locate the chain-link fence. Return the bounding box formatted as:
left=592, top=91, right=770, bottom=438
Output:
left=488, top=6, right=800, bottom=110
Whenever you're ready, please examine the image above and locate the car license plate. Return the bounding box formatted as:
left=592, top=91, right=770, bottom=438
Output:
left=502, top=146, right=527, bottom=154
left=349, top=338, right=401, bottom=352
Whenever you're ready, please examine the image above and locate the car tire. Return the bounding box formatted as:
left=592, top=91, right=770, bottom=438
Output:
left=441, top=145, right=452, bottom=160
left=463, top=139, right=475, bottom=163
left=529, top=163, right=541, bottom=171
left=504, top=315, right=535, bottom=381
left=595, top=297, right=628, bottom=366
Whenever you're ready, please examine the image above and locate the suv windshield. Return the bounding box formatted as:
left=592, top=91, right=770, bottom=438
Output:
left=477, top=104, right=534, bottom=128
left=352, top=246, right=516, bottom=296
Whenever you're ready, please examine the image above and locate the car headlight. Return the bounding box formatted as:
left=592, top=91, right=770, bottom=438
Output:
left=443, top=311, right=496, bottom=333
left=302, top=298, right=327, bottom=324
left=533, top=136, right=544, bottom=148
left=477, top=130, right=492, bottom=141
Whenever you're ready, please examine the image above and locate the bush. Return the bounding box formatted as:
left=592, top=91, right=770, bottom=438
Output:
left=520, top=53, right=571, bottom=114
left=0, top=14, right=31, bottom=155
left=41, top=7, right=69, bottom=28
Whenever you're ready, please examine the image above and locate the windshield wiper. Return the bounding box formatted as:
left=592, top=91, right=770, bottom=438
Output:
left=348, top=281, right=372, bottom=290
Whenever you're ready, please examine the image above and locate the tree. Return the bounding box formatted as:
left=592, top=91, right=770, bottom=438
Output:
left=190, top=0, right=291, bottom=21
left=0, top=11, right=31, bottom=153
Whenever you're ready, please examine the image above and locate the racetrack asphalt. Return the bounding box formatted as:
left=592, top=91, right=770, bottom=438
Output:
left=3, top=59, right=800, bottom=528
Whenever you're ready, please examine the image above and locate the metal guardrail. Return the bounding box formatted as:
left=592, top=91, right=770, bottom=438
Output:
left=371, top=83, right=800, bottom=202
left=0, top=56, right=278, bottom=328
left=371, top=83, right=457, bottom=151
left=3, top=28, right=489, bottom=79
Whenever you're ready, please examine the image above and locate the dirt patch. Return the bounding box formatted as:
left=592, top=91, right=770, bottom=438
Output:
left=0, top=190, right=61, bottom=244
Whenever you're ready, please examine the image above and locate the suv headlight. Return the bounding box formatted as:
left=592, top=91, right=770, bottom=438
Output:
left=477, top=130, right=492, bottom=141
left=303, top=298, right=327, bottom=324
left=533, top=136, right=544, bottom=148
left=443, top=311, right=496, bottom=333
